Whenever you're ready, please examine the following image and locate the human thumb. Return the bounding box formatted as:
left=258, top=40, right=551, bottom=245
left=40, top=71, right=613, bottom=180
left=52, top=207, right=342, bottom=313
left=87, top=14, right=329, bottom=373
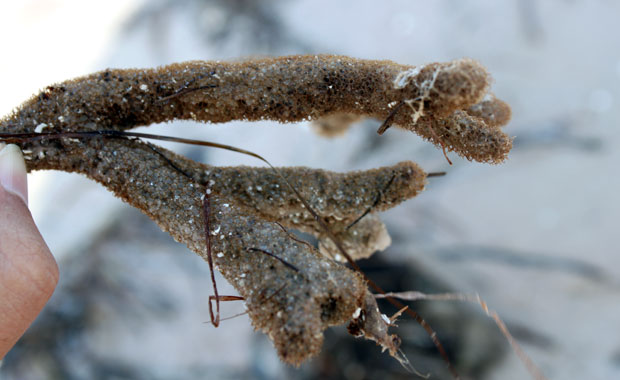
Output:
left=0, top=143, right=28, bottom=205
left=0, top=143, right=58, bottom=359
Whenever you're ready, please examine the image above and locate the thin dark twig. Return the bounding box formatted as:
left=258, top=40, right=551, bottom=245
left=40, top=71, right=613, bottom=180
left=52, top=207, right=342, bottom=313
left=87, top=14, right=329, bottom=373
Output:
left=0, top=131, right=268, bottom=163
left=205, top=296, right=245, bottom=325
left=346, top=173, right=396, bottom=230
left=156, top=70, right=217, bottom=102
left=209, top=295, right=245, bottom=302
left=274, top=220, right=338, bottom=262
left=157, top=84, right=218, bottom=103
left=274, top=221, right=315, bottom=252
left=205, top=311, right=247, bottom=325
left=377, top=101, right=405, bottom=135
left=203, top=189, right=221, bottom=327
left=204, top=285, right=288, bottom=325
left=143, top=142, right=195, bottom=180
left=427, top=125, right=453, bottom=165
left=247, top=247, right=300, bottom=273
left=427, top=171, right=446, bottom=177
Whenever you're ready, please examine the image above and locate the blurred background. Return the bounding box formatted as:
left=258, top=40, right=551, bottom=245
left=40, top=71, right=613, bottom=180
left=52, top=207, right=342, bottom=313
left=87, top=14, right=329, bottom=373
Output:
left=1, top=1, right=619, bottom=379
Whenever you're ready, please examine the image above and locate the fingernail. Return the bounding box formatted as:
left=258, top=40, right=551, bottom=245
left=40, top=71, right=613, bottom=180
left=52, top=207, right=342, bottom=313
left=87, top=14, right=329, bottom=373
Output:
left=0, top=144, right=28, bottom=205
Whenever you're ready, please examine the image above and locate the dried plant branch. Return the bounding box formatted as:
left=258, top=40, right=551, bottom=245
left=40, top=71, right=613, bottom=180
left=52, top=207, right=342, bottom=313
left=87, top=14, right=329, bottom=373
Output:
left=4, top=55, right=510, bottom=163
left=0, top=129, right=427, bottom=365
left=0, top=55, right=516, bottom=370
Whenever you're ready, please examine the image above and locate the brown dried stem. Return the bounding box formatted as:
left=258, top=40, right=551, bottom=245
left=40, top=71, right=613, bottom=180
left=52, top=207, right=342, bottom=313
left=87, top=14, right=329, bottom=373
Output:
left=3, top=55, right=510, bottom=163
left=0, top=55, right=514, bottom=368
